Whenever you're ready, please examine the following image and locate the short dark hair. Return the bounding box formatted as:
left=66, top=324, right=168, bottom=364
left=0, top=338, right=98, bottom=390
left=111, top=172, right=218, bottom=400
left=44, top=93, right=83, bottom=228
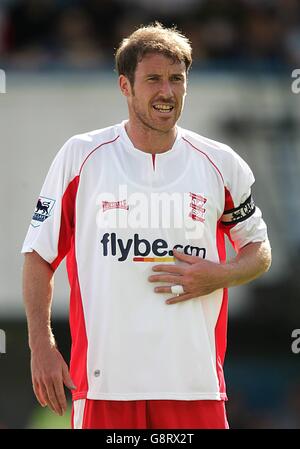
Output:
left=115, top=22, right=192, bottom=86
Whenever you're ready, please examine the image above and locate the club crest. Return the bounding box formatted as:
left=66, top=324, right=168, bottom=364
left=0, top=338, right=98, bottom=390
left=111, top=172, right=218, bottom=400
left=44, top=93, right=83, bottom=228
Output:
left=189, top=192, right=207, bottom=223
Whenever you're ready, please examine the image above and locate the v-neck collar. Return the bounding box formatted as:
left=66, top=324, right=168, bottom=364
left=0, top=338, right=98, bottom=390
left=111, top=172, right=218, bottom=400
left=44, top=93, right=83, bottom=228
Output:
left=119, top=120, right=182, bottom=161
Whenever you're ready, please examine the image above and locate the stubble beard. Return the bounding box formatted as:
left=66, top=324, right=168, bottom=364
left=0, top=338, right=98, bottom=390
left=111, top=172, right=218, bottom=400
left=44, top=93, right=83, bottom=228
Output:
left=131, top=96, right=181, bottom=135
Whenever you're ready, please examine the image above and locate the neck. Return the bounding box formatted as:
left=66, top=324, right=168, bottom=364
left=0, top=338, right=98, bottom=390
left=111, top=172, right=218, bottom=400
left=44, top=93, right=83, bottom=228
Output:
left=125, top=120, right=177, bottom=154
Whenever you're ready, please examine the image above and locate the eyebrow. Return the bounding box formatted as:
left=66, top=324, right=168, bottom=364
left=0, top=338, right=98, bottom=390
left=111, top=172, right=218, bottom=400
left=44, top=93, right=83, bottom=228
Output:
left=145, top=73, right=185, bottom=78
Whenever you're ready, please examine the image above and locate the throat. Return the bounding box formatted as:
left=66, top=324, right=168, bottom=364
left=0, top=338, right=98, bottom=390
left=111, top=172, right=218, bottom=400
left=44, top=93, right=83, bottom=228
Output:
left=125, top=121, right=177, bottom=154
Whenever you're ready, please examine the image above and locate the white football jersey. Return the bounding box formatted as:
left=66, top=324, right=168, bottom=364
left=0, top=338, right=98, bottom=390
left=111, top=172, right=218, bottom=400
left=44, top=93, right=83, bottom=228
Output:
left=22, top=121, right=268, bottom=401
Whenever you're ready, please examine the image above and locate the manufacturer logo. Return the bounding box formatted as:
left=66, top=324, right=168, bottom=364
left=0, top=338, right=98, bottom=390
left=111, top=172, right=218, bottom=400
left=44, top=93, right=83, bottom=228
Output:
left=31, top=196, right=56, bottom=228
left=102, top=199, right=129, bottom=212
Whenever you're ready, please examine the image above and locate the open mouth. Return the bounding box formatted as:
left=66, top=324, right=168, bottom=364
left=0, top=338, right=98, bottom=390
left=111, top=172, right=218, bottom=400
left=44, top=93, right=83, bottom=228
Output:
left=152, top=104, right=174, bottom=113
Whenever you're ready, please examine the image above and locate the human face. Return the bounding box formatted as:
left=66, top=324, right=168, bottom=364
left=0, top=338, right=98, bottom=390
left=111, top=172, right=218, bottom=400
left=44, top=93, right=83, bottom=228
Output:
left=120, top=53, right=187, bottom=134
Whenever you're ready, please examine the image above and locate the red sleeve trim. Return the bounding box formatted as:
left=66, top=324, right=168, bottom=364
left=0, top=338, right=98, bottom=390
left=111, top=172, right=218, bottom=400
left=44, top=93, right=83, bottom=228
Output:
left=224, top=186, right=235, bottom=211
left=220, top=187, right=235, bottom=246
left=51, top=135, right=120, bottom=271
left=50, top=176, right=79, bottom=271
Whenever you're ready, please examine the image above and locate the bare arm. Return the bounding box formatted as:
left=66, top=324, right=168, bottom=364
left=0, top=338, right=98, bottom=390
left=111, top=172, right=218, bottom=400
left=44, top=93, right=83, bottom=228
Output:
left=224, top=240, right=272, bottom=287
left=148, top=240, right=272, bottom=304
left=23, top=251, right=75, bottom=415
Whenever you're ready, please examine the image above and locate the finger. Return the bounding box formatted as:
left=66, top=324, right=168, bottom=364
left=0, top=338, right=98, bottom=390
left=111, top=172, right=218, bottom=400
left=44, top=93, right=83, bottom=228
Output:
left=53, top=376, right=67, bottom=415
left=38, top=382, right=49, bottom=407
left=33, top=375, right=56, bottom=412
left=173, top=249, right=201, bottom=264
left=152, top=264, right=184, bottom=274
left=148, top=274, right=183, bottom=283
left=154, top=285, right=185, bottom=294
left=165, top=293, right=195, bottom=304
left=62, top=364, right=76, bottom=391
left=32, top=380, right=47, bottom=407
left=44, top=381, right=63, bottom=415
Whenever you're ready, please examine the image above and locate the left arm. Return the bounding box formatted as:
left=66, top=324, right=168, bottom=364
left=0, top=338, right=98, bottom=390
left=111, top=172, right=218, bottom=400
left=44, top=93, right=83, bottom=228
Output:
left=224, top=239, right=271, bottom=287
left=148, top=240, right=271, bottom=304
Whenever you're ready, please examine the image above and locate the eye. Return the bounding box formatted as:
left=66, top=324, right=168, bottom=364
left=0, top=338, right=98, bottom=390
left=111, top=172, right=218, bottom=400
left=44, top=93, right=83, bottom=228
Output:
left=147, top=76, right=160, bottom=82
left=171, top=75, right=184, bottom=82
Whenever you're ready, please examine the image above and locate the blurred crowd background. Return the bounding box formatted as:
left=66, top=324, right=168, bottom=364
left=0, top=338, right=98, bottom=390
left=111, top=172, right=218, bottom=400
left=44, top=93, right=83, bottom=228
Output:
left=0, top=0, right=300, bottom=69
left=1, top=0, right=300, bottom=429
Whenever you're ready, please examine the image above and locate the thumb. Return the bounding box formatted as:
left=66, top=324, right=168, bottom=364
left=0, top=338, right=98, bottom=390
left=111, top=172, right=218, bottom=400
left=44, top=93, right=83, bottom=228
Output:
left=62, top=364, right=76, bottom=390
left=173, top=248, right=201, bottom=264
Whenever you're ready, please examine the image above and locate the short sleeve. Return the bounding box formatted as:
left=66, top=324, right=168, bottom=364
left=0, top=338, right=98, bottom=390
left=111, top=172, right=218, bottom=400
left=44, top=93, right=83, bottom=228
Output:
left=21, top=139, right=79, bottom=270
left=220, top=151, right=268, bottom=251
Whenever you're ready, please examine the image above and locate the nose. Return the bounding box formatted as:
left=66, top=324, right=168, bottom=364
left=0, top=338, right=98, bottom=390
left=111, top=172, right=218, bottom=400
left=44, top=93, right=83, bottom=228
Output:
left=159, top=80, right=173, bottom=98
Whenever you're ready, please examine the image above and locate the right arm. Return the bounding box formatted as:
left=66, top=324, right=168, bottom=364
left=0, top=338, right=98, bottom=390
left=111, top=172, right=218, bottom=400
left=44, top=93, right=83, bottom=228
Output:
left=22, top=250, right=75, bottom=416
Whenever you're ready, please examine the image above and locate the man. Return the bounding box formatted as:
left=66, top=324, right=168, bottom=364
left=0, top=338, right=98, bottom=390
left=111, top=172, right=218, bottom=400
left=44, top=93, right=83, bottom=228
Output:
left=22, top=23, right=271, bottom=429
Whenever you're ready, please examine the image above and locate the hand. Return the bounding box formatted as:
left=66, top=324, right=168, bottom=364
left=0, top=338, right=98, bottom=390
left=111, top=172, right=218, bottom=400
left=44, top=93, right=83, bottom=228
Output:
left=30, top=343, right=76, bottom=415
left=148, top=249, right=227, bottom=304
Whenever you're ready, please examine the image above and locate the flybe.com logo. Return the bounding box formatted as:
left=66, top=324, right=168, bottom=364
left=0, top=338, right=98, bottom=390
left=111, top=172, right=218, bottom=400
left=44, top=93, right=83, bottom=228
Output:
left=100, top=233, right=206, bottom=262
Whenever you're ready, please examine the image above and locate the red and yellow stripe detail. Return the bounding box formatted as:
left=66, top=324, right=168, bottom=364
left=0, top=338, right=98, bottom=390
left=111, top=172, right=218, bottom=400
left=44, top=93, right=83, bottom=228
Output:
left=133, top=257, right=175, bottom=262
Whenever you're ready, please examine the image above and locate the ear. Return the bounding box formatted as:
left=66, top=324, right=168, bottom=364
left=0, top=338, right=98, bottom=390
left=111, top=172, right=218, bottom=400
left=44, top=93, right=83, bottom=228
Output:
left=119, top=75, right=132, bottom=97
